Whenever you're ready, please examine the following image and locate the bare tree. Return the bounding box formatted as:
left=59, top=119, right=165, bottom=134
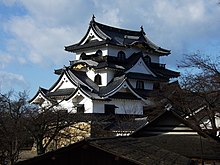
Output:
left=0, top=90, right=90, bottom=160
left=163, top=53, right=220, bottom=137
left=22, top=102, right=95, bottom=155
left=22, top=104, right=74, bottom=155
left=0, top=91, right=30, bottom=165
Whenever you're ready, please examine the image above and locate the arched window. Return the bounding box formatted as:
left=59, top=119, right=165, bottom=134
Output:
left=136, top=80, right=144, bottom=89
left=96, top=50, right=102, bottom=56
left=94, top=74, right=102, bottom=85
left=144, top=55, right=151, bottom=64
left=117, top=51, right=126, bottom=61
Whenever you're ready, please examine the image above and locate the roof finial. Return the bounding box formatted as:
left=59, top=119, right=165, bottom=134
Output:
left=90, top=15, right=96, bottom=25
left=92, top=14, right=95, bottom=21
left=140, top=25, right=145, bottom=35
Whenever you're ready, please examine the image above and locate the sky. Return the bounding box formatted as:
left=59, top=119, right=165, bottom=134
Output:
left=0, top=0, right=220, bottom=98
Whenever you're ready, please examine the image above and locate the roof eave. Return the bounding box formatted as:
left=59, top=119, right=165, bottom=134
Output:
left=28, top=87, right=49, bottom=104
left=66, top=41, right=125, bottom=52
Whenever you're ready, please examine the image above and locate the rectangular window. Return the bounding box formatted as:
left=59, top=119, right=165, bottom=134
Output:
left=136, top=80, right=144, bottom=89
left=77, top=104, right=85, bottom=113
left=104, top=104, right=116, bottom=115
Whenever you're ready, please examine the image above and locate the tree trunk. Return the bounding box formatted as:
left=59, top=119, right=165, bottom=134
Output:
left=9, top=158, right=15, bottom=165
left=36, top=141, right=45, bottom=155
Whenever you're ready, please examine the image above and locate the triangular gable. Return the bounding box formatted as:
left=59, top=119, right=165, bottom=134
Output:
left=64, top=87, right=93, bottom=109
left=109, top=88, right=141, bottom=100
left=80, top=27, right=104, bottom=45
left=66, top=88, right=86, bottom=100
left=49, top=71, right=77, bottom=93
left=101, top=79, right=149, bottom=104
left=126, top=57, right=156, bottom=77
left=29, top=87, right=50, bottom=104
left=132, top=110, right=200, bottom=137
left=66, top=81, right=102, bottom=101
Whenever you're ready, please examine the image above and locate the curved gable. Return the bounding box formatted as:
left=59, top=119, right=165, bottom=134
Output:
left=80, top=27, right=104, bottom=45
left=100, top=77, right=149, bottom=104
left=29, top=87, right=49, bottom=104
left=49, top=71, right=77, bottom=93
left=126, top=57, right=156, bottom=77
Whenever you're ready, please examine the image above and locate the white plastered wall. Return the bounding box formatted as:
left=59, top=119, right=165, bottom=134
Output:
left=107, top=47, right=140, bottom=58
left=86, top=68, right=115, bottom=86
left=75, top=46, right=140, bottom=60
left=86, top=69, right=96, bottom=81
left=114, top=99, right=143, bottom=115
left=92, top=101, right=105, bottom=113
left=142, top=51, right=160, bottom=63
left=58, top=99, right=75, bottom=113
left=99, top=70, right=114, bottom=86
left=79, top=97, right=93, bottom=113
left=93, top=99, right=144, bottom=115
left=75, top=39, right=161, bottom=64
left=70, top=91, right=93, bottom=113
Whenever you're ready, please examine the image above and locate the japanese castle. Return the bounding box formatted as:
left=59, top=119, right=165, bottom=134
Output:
left=30, top=16, right=179, bottom=115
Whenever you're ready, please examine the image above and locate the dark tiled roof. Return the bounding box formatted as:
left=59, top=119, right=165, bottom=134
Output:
left=153, top=67, right=180, bottom=78
left=125, top=52, right=143, bottom=69
left=46, top=88, right=75, bottom=97
left=66, top=40, right=110, bottom=52
left=108, top=92, right=141, bottom=100
left=39, top=87, right=48, bottom=94
left=95, top=61, right=125, bottom=70
left=99, top=76, right=125, bottom=97
left=99, top=52, right=179, bottom=79
left=105, top=118, right=148, bottom=132
left=65, top=20, right=170, bottom=55
left=78, top=85, right=101, bottom=99
left=90, top=137, right=191, bottom=165
left=93, top=21, right=170, bottom=55
left=43, top=52, right=178, bottom=100
left=16, top=136, right=191, bottom=165
left=67, top=69, right=99, bottom=92
left=138, top=135, right=220, bottom=160
left=132, top=89, right=154, bottom=98
left=126, top=72, right=166, bottom=81
left=130, top=110, right=220, bottom=161
left=132, top=110, right=202, bottom=137
left=54, top=68, right=63, bottom=75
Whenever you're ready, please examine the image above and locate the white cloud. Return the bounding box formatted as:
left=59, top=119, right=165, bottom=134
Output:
left=19, top=0, right=93, bottom=26
left=5, top=16, right=78, bottom=66
left=1, top=0, right=220, bottom=96
left=0, top=71, right=27, bottom=91
left=1, top=0, right=16, bottom=6
left=0, top=52, right=13, bottom=69
left=17, top=57, right=27, bottom=65
left=2, top=0, right=220, bottom=69
left=130, top=0, right=220, bottom=66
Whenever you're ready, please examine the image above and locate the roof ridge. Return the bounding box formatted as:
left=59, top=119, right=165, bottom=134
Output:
left=94, top=21, right=142, bottom=35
